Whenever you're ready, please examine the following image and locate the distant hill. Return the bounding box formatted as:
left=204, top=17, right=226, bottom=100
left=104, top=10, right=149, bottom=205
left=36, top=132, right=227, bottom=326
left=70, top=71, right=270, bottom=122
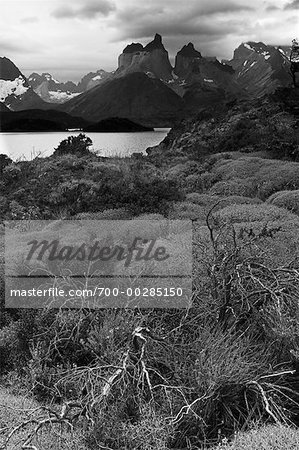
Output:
left=84, top=117, right=153, bottom=132
left=0, top=103, right=9, bottom=112
left=61, top=72, right=185, bottom=127
left=0, top=109, right=91, bottom=132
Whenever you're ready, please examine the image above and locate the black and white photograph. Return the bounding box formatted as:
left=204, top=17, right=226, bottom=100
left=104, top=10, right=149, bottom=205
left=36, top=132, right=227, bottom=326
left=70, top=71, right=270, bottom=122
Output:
left=1, top=0, right=299, bottom=448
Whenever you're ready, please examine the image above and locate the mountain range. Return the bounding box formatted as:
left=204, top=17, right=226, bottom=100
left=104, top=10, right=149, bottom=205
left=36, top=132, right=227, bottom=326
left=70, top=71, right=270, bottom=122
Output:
left=27, top=69, right=113, bottom=104
left=0, top=35, right=294, bottom=128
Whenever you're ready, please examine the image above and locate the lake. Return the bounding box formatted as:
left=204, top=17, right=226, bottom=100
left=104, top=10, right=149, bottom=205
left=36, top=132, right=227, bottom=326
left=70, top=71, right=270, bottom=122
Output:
left=0, top=129, right=170, bottom=160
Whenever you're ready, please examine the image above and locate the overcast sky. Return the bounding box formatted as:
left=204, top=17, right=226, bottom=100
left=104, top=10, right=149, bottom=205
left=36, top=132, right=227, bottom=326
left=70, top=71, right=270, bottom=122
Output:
left=1, top=0, right=298, bottom=81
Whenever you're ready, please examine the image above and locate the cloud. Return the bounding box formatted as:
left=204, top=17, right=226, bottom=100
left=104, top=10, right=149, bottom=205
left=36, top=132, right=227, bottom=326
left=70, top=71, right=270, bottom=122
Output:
left=113, top=2, right=250, bottom=43
left=194, top=1, right=254, bottom=15
left=284, top=0, right=299, bottom=9
left=52, top=0, right=116, bottom=20
left=0, top=40, right=29, bottom=53
left=21, top=17, right=39, bottom=23
left=111, top=0, right=255, bottom=46
left=265, top=4, right=280, bottom=10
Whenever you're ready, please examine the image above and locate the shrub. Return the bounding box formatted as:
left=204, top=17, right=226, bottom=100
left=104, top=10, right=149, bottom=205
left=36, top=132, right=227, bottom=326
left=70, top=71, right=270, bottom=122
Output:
left=187, top=193, right=262, bottom=208
left=86, top=406, right=172, bottom=450
left=267, top=190, right=299, bottom=215
left=75, top=208, right=132, bottom=220
left=0, top=388, right=87, bottom=449
left=215, top=204, right=296, bottom=224
left=210, top=157, right=299, bottom=200
left=2, top=163, right=22, bottom=181
left=210, top=179, right=256, bottom=197
left=53, top=133, right=93, bottom=157
left=217, top=425, right=299, bottom=450
left=186, top=192, right=221, bottom=205
left=167, top=201, right=206, bottom=221
left=0, top=154, right=12, bottom=172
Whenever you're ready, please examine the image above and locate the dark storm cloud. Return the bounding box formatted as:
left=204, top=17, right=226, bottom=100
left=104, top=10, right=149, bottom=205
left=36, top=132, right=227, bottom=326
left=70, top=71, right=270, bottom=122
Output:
left=125, top=20, right=244, bottom=40
left=114, top=5, right=248, bottom=42
left=113, top=1, right=254, bottom=43
left=52, top=0, right=116, bottom=20
left=284, top=0, right=299, bottom=9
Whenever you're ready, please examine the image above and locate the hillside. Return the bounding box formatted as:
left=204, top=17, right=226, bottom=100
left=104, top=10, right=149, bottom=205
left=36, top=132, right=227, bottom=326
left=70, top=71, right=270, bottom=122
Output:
left=1, top=86, right=299, bottom=449
left=0, top=109, right=91, bottom=131
left=147, top=87, right=299, bottom=161
left=229, top=42, right=292, bottom=96
left=61, top=71, right=185, bottom=127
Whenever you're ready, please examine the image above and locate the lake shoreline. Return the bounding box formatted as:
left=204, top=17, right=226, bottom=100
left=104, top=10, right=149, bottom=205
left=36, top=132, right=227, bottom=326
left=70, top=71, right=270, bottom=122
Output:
left=0, top=128, right=170, bottom=160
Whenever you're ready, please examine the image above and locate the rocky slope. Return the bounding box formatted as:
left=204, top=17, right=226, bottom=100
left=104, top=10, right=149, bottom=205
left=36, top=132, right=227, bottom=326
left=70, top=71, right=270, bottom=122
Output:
left=61, top=71, right=185, bottom=127
left=147, top=87, right=299, bottom=161
left=171, top=42, right=245, bottom=111
left=228, top=42, right=292, bottom=96
left=0, top=57, right=50, bottom=110
left=174, top=42, right=203, bottom=78
left=77, top=69, right=112, bottom=92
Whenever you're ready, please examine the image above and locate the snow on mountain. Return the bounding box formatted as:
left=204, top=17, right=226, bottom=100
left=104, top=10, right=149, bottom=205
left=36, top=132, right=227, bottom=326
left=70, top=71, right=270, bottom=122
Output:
left=44, top=73, right=59, bottom=83
left=77, top=69, right=112, bottom=91
left=48, top=91, right=81, bottom=102
left=229, top=42, right=291, bottom=96
left=0, top=76, right=29, bottom=102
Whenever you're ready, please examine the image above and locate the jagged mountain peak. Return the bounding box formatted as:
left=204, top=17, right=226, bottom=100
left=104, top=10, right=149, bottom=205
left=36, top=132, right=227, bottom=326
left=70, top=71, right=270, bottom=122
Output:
left=117, top=33, right=172, bottom=80
left=236, top=41, right=280, bottom=60
left=0, top=57, right=28, bottom=83
left=144, top=33, right=165, bottom=52
left=177, top=43, right=202, bottom=58
left=41, top=73, right=60, bottom=83
left=123, top=42, right=144, bottom=54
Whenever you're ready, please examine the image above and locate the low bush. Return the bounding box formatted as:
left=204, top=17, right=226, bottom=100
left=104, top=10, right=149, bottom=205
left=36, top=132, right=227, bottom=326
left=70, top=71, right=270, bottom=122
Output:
left=0, top=151, right=183, bottom=219
left=217, top=425, right=299, bottom=450
left=210, top=157, right=299, bottom=200
left=210, top=179, right=256, bottom=197
left=53, top=133, right=93, bottom=157
left=167, top=201, right=206, bottom=221
left=75, top=208, right=133, bottom=220
left=215, top=204, right=296, bottom=224
left=0, top=387, right=87, bottom=450
left=267, top=190, right=299, bottom=215
left=187, top=193, right=262, bottom=208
